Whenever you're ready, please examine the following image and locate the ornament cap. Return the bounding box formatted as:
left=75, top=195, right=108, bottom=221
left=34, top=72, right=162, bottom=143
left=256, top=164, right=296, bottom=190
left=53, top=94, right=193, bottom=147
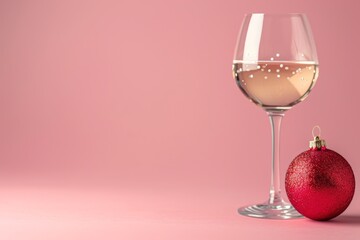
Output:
left=309, top=126, right=326, bottom=149
left=309, top=136, right=326, bottom=149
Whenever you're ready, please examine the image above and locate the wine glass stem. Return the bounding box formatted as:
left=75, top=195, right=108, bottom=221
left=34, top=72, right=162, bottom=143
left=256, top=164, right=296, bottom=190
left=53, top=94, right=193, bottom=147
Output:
left=267, top=111, right=285, bottom=205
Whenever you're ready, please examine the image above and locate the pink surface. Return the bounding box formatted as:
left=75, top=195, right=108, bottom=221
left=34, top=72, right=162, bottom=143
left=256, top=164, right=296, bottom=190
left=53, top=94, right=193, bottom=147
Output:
left=1, top=184, right=360, bottom=239
left=0, top=0, right=360, bottom=239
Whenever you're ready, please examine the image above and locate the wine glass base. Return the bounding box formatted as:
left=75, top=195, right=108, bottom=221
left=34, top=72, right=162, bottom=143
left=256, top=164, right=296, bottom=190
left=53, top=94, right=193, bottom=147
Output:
left=238, top=201, right=303, bottom=220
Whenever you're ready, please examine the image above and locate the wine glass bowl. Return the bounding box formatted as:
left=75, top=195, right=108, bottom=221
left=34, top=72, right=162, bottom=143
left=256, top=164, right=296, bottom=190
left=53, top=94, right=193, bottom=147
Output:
left=233, top=13, right=319, bottom=219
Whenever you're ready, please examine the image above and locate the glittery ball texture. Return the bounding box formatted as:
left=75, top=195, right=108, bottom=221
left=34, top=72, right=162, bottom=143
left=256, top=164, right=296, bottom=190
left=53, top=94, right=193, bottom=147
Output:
left=285, top=148, right=355, bottom=221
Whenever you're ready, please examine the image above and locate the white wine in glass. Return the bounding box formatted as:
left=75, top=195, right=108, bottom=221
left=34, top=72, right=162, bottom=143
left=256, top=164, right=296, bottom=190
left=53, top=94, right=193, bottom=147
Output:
left=233, top=61, right=318, bottom=109
left=233, top=13, right=319, bottom=219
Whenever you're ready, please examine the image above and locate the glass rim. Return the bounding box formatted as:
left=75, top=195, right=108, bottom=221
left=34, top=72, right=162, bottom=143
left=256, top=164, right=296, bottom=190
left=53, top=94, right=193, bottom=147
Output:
left=244, top=13, right=307, bottom=17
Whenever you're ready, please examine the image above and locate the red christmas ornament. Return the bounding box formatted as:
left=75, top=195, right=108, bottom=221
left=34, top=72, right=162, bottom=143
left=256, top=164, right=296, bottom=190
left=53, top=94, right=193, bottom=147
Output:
left=285, top=127, right=355, bottom=221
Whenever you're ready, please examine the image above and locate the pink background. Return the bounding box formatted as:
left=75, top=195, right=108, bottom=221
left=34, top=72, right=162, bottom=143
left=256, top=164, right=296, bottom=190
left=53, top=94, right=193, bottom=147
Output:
left=1, top=0, right=360, bottom=239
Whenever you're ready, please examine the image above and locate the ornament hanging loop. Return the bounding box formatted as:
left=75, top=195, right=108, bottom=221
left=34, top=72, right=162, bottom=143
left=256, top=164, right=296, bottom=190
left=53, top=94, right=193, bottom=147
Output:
left=312, top=125, right=321, bottom=138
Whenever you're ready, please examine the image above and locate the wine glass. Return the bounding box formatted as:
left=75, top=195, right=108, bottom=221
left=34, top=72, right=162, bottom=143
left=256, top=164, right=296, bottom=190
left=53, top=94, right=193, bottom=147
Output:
left=232, top=13, right=319, bottom=219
